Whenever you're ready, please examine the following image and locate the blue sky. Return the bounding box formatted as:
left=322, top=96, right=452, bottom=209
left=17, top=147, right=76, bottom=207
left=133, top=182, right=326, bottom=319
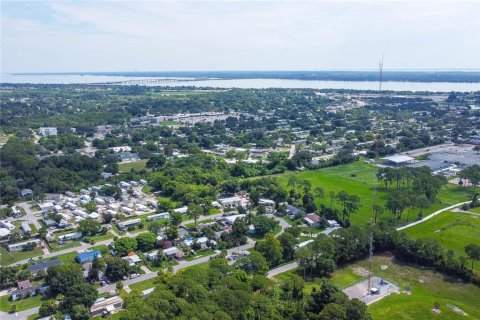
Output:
left=1, top=1, right=479, bottom=73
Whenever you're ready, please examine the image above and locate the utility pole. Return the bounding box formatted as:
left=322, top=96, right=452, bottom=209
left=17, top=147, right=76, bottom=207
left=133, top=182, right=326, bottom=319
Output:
left=368, top=56, right=384, bottom=295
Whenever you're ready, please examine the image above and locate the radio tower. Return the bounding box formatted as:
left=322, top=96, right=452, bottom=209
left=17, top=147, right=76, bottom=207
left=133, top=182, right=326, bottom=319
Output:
left=368, top=56, right=383, bottom=294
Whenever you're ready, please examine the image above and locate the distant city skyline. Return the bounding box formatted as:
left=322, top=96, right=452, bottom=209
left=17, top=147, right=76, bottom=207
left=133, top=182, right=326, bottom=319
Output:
left=2, top=1, right=479, bottom=73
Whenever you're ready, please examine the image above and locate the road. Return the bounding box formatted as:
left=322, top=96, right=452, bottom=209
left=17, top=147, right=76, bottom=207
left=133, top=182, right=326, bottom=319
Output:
left=3, top=199, right=468, bottom=320
left=16, top=202, right=42, bottom=230
left=267, top=261, right=299, bottom=278
left=396, top=201, right=470, bottom=231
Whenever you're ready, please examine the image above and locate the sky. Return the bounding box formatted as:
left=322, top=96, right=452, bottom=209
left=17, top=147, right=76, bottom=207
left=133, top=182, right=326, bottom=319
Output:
left=1, top=0, right=479, bottom=73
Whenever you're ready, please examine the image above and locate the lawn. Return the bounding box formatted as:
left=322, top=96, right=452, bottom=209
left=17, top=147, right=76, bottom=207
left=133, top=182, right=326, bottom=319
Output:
left=403, top=211, right=480, bottom=270
left=185, top=249, right=215, bottom=261
left=185, top=219, right=214, bottom=229
left=273, top=256, right=480, bottom=320
left=273, top=263, right=366, bottom=293
left=128, top=277, right=164, bottom=292
left=276, top=161, right=474, bottom=227
left=118, top=159, right=148, bottom=173
left=360, top=256, right=480, bottom=320
left=0, top=246, right=43, bottom=266
left=0, top=294, right=47, bottom=312
left=47, top=240, right=83, bottom=252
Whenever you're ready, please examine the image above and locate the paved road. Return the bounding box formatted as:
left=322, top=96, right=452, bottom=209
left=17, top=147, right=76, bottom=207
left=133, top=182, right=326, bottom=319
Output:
left=396, top=201, right=470, bottom=231
left=1, top=215, right=290, bottom=318
left=0, top=307, right=40, bottom=320
left=16, top=202, right=42, bottom=230
left=267, top=261, right=299, bottom=278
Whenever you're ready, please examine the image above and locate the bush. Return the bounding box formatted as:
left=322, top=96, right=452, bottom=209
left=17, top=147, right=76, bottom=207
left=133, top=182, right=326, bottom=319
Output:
left=116, top=281, right=124, bottom=289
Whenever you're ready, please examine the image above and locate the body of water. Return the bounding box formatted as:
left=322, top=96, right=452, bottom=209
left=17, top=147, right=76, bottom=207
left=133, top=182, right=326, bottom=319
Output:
left=1, top=74, right=479, bottom=92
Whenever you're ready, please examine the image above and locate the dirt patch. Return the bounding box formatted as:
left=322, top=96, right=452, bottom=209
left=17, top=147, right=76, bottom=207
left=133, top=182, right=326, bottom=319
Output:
left=352, top=267, right=370, bottom=276
left=381, top=265, right=388, bottom=270
left=402, top=290, right=411, bottom=295
left=447, top=304, right=468, bottom=316
left=432, top=308, right=441, bottom=314
left=434, top=230, right=441, bottom=233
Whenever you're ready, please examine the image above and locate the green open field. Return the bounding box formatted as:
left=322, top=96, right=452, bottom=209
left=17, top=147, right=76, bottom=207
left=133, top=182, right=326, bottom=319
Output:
left=273, top=263, right=366, bottom=293
left=274, top=256, right=480, bottom=320
left=403, top=211, right=480, bottom=270
left=276, top=161, right=473, bottom=227
left=0, top=294, right=47, bottom=313
left=363, top=256, right=480, bottom=320
left=0, top=246, right=43, bottom=266
left=118, top=159, right=148, bottom=173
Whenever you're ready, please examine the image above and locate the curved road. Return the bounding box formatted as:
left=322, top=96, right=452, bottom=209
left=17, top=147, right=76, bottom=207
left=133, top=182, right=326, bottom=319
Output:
left=3, top=200, right=468, bottom=320
left=1, top=215, right=289, bottom=320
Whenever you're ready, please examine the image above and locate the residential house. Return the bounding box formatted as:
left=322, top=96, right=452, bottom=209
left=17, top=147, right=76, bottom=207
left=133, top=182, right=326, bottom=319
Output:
left=90, top=296, right=123, bottom=317
left=122, top=252, right=142, bottom=266
left=163, top=247, right=185, bottom=260
left=116, top=219, right=141, bottom=230
left=304, top=213, right=321, bottom=227
left=39, top=127, right=58, bottom=136
left=28, top=259, right=63, bottom=276
left=0, top=228, right=11, bottom=239
left=146, top=212, right=170, bottom=221
left=76, top=250, right=102, bottom=264
left=11, top=280, right=48, bottom=301
left=7, top=240, right=39, bottom=252
left=218, top=196, right=242, bottom=208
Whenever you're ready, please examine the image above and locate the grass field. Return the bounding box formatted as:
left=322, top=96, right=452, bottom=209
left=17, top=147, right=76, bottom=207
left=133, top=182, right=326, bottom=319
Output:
left=276, top=161, right=473, bottom=227
left=273, top=263, right=366, bottom=293
left=363, top=256, right=480, bottom=320
left=0, top=294, right=47, bottom=312
left=273, top=256, right=480, bottom=320
left=118, top=159, right=148, bottom=173
left=403, top=211, right=480, bottom=270
left=0, top=247, right=43, bottom=266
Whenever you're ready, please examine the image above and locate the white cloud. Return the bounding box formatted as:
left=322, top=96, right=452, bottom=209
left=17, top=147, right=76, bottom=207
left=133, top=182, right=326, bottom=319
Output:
left=1, top=0, right=479, bottom=72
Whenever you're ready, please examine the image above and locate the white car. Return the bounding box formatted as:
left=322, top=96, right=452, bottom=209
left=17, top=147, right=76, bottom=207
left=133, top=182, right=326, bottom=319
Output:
left=130, top=273, right=140, bottom=279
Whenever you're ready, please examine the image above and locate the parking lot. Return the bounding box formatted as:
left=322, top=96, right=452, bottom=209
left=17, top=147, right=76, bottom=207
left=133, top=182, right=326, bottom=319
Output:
left=343, top=276, right=399, bottom=305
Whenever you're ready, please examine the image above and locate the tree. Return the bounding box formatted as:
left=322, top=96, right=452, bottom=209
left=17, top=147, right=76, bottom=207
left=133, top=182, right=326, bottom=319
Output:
left=39, top=300, right=59, bottom=317
left=0, top=266, right=18, bottom=289
left=84, top=201, right=97, bottom=214
left=46, top=264, right=84, bottom=296
left=114, top=237, right=138, bottom=256
left=315, top=186, right=325, bottom=202
left=251, top=215, right=278, bottom=235
left=234, top=251, right=269, bottom=275
left=465, top=243, right=480, bottom=271
left=170, top=211, right=183, bottom=226
left=278, top=232, right=298, bottom=261
left=70, top=305, right=91, bottom=320
left=136, top=232, right=157, bottom=252
left=255, top=233, right=283, bottom=268
left=77, top=218, right=101, bottom=236
left=187, top=204, right=203, bottom=226
left=318, top=303, right=346, bottom=320
left=345, top=298, right=371, bottom=320
left=87, top=255, right=102, bottom=282
left=105, top=256, right=130, bottom=281
left=61, top=283, right=98, bottom=313
left=165, top=226, right=179, bottom=241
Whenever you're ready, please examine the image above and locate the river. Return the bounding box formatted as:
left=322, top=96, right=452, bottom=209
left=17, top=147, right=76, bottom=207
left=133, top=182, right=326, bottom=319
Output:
left=1, top=74, right=479, bottom=92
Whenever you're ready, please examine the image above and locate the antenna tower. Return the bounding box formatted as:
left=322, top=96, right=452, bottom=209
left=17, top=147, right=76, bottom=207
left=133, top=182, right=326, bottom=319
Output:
left=368, top=56, right=383, bottom=294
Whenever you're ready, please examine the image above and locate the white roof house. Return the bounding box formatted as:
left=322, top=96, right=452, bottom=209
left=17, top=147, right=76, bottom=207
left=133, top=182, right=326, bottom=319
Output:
left=146, top=212, right=170, bottom=221
left=381, top=155, right=415, bottom=166
left=218, top=196, right=242, bottom=208
left=0, top=228, right=11, bottom=238
left=21, top=222, right=32, bottom=234
left=173, top=206, right=188, bottom=214
left=0, top=220, right=15, bottom=231
left=223, top=214, right=246, bottom=225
